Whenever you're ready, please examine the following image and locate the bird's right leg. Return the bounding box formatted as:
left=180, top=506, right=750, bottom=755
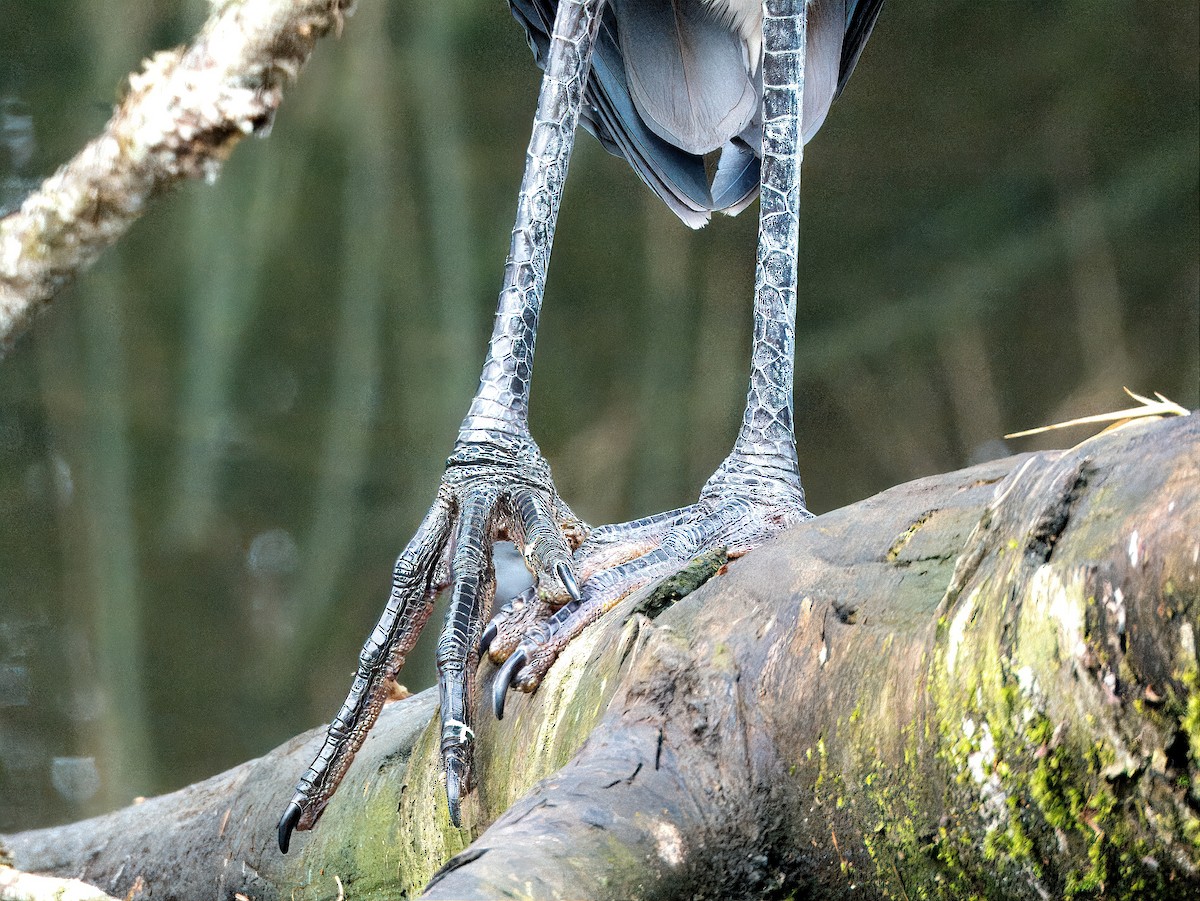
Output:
left=278, top=0, right=606, bottom=848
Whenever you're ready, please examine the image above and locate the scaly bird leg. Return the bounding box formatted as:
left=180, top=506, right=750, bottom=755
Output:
left=486, top=0, right=811, bottom=708
left=279, top=0, right=606, bottom=848
left=278, top=498, right=452, bottom=850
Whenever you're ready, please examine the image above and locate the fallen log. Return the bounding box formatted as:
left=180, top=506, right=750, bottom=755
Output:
left=2, top=414, right=1196, bottom=900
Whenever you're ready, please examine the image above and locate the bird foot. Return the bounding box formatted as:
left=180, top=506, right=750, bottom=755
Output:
left=279, top=432, right=586, bottom=846
left=482, top=454, right=810, bottom=715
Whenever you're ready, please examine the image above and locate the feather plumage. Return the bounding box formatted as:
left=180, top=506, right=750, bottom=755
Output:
left=508, top=0, right=884, bottom=227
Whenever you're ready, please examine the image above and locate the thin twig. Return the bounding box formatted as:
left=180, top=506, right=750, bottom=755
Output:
left=1005, top=387, right=1188, bottom=439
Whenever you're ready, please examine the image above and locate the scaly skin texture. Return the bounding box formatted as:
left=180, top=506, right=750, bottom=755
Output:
left=280, top=0, right=601, bottom=845
left=484, top=0, right=811, bottom=704
left=431, top=0, right=609, bottom=818
left=279, top=500, right=452, bottom=840
left=282, top=0, right=816, bottom=847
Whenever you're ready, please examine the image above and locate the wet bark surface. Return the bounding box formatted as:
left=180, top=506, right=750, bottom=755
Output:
left=2, top=415, right=1196, bottom=900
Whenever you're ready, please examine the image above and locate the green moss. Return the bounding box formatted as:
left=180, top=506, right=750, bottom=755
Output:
left=709, top=640, right=736, bottom=672
left=1181, top=666, right=1200, bottom=767
left=1021, top=724, right=1173, bottom=900
left=845, top=698, right=980, bottom=900
left=1184, top=814, right=1200, bottom=851
left=626, top=548, right=726, bottom=620
left=813, top=736, right=827, bottom=794
left=920, top=552, right=1189, bottom=899
left=391, top=715, right=471, bottom=896
left=1028, top=745, right=1073, bottom=832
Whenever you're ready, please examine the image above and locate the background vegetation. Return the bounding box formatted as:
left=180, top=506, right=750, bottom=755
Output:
left=0, top=0, right=1196, bottom=830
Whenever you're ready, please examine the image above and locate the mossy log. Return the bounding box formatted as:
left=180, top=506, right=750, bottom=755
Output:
left=2, top=415, right=1197, bottom=900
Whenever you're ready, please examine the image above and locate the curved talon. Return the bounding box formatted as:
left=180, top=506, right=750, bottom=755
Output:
left=445, top=750, right=467, bottom=828
left=556, top=560, right=581, bottom=602
left=492, top=648, right=528, bottom=720
left=278, top=800, right=302, bottom=854
left=478, top=620, right=498, bottom=657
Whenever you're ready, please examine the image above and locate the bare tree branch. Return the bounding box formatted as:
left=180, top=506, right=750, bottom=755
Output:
left=0, top=0, right=354, bottom=357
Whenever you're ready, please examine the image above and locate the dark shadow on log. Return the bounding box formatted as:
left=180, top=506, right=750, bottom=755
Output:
left=2, top=416, right=1197, bottom=900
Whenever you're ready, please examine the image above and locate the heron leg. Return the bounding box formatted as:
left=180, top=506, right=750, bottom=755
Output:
left=278, top=496, right=453, bottom=851
left=485, top=0, right=812, bottom=708
left=279, top=0, right=605, bottom=845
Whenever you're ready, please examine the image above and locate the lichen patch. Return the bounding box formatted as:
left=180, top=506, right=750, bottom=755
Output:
left=651, top=819, right=685, bottom=866
left=964, top=718, right=1009, bottom=832
left=945, top=588, right=978, bottom=676
left=1035, top=564, right=1086, bottom=662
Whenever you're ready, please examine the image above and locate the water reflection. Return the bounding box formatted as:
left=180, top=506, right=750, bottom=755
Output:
left=494, top=541, right=535, bottom=603
left=0, top=0, right=1196, bottom=834
left=249, top=364, right=300, bottom=418
left=247, top=529, right=300, bottom=578
left=50, top=756, right=101, bottom=805
left=0, top=96, right=36, bottom=216
left=0, top=664, right=30, bottom=708
left=0, top=730, right=42, bottom=776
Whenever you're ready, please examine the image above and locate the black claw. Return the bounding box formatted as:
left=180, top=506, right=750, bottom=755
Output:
left=556, top=561, right=581, bottom=602
left=479, top=620, right=498, bottom=657
left=492, top=648, right=528, bottom=720
left=278, top=801, right=302, bottom=854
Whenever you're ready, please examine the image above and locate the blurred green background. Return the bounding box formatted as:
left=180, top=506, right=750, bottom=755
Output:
left=0, top=1, right=1196, bottom=830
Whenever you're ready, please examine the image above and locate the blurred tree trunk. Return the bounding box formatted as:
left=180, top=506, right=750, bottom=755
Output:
left=2, top=416, right=1196, bottom=901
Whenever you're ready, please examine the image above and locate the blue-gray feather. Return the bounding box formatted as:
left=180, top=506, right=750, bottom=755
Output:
left=508, top=0, right=884, bottom=227
left=610, top=0, right=758, bottom=156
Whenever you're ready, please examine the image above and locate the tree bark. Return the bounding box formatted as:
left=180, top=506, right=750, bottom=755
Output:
left=2, top=415, right=1196, bottom=900
left=0, top=0, right=354, bottom=357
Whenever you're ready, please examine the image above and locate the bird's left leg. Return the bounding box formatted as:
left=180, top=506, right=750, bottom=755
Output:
left=486, top=0, right=812, bottom=710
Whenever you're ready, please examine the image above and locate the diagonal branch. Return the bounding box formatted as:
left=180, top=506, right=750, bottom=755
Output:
left=0, top=0, right=354, bottom=357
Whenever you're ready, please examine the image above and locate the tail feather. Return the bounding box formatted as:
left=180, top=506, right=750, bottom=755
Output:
left=611, top=0, right=758, bottom=156
left=508, top=0, right=885, bottom=226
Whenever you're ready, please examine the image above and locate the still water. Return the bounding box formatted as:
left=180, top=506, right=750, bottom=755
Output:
left=0, top=1, right=1196, bottom=831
